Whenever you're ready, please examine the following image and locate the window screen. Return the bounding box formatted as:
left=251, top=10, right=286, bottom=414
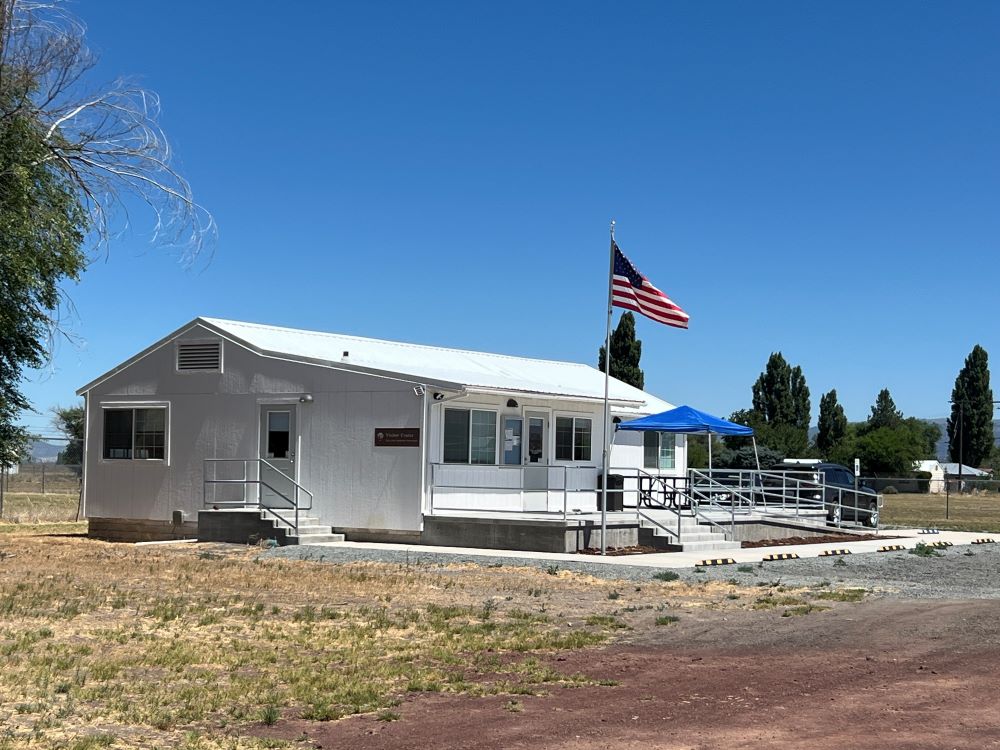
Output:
left=103, top=409, right=133, bottom=459
left=469, top=410, right=497, bottom=465
left=555, top=417, right=574, bottom=461
left=443, top=409, right=470, bottom=463
left=574, top=419, right=592, bottom=462
left=134, top=409, right=166, bottom=460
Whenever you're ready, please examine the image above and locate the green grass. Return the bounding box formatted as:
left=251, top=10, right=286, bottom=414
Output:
left=654, top=615, right=680, bottom=626
left=651, top=571, right=679, bottom=582
left=813, top=588, right=867, bottom=602
left=883, top=492, right=1000, bottom=532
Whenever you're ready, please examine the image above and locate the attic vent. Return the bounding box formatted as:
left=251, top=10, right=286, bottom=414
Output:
left=177, top=341, right=221, bottom=372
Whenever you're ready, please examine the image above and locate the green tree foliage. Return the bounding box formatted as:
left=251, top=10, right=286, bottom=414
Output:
left=948, top=345, right=994, bottom=467
left=831, top=415, right=941, bottom=477
left=738, top=353, right=810, bottom=457
left=51, top=403, right=84, bottom=465
left=0, top=90, right=87, bottom=466
left=866, top=388, right=903, bottom=431
left=598, top=312, right=644, bottom=389
left=816, top=389, right=848, bottom=456
left=0, top=0, right=212, bottom=465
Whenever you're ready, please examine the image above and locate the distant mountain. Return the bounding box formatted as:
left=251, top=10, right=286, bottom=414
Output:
left=28, top=440, right=61, bottom=463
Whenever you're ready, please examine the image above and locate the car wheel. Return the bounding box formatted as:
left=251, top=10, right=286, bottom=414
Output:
left=829, top=504, right=841, bottom=526
left=866, top=502, right=879, bottom=528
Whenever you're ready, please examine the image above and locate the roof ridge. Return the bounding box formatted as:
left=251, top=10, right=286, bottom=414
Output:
left=201, top=317, right=596, bottom=371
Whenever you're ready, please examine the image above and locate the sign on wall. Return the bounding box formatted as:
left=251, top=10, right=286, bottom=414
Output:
left=374, top=428, right=421, bottom=447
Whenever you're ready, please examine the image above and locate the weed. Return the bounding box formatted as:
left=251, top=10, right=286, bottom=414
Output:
left=652, top=571, right=679, bottom=582
left=909, top=542, right=942, bottom=558
left=584, top=615, right=627, bottom=629
left=814, top=588, right=866, bottom=603
left=376, top=709, right=401, bottom=722
left=654, top=615, right=680, bottom=626
left=833, top=557, right=848, bottom=567
left=545, top=565, right=560, bottom=576
left=260, top=705, right=280, bottom=725
left=736, top=565, right=754, bottom=574
left=782, top=604, right=829, bottom=617
left=504, top=699, right=523, bottom=713
left=607, top=590, right=621, bottom=600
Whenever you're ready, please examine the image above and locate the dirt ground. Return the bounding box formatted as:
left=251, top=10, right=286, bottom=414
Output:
left=258, top=598, right=1000, bottom=750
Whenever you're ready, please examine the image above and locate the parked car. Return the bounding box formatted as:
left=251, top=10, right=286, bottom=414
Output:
left=765, top=460, right=882, bottom=527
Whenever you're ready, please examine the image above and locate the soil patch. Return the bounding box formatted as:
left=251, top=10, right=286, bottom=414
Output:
left=741, top=532, right=893, bottom=547
left=256, top=599, right=1000, bottom=750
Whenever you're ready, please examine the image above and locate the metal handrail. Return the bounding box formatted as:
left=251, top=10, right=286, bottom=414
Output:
left=203, top=458, right=315, bottom=534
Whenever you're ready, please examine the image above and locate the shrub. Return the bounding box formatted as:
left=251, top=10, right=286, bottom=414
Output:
left=883, top=486, right=898, bottom=494
left=652, top=571, right=679, bottom=582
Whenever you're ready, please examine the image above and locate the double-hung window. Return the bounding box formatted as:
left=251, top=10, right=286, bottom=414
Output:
left=103, top=407, right=167, bottom=460
left=443, top=408, right=497, bottom=464
left=555, top=416, right=592, bottom=462
left=643, top=432, right=676, bottom=470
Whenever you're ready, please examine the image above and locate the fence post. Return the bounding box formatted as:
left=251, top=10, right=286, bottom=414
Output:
left=41, top=463, right=46, bottom=495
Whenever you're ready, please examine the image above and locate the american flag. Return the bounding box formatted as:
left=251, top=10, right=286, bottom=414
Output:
left=611, top=242, right=689, bottom=329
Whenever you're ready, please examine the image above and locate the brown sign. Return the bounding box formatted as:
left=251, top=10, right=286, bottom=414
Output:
left=374, top=428, right=420, bottom=447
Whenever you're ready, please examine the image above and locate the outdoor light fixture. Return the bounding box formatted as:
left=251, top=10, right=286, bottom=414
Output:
left=413, top=385, right=426, bottom=397
left=612, top=416, right=622, bottom=424
left=507, top=399, right=518, bottom=408
left=433, top=392, right=445, bottom=401
left=298, top=394, right=314, bottom=403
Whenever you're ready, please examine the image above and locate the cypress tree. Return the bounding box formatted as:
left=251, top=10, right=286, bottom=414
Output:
left=598, top=312, right=644, bottom=389
left=867, top=388, right=903, bottom=431
left=816, top=389, right=848, bottom=455
left=948, top=345, right=994, bottom=467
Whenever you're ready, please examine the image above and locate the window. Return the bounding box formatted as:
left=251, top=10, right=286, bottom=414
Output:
left=443, top=408, right=497, bottom=464
left=555, top=416, right=592, bottom=462
left=643, top=432, right=675, bottom=470
left=103, top=407, right=167, bottom=460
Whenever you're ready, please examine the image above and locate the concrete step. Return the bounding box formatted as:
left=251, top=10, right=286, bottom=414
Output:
left=679, top=539, right=742, bottom=552
left=272, top=516, right=322, bottom=527
left=292, top=524, right=333, bottom=535
left=286, top=533, right=346, bottom=545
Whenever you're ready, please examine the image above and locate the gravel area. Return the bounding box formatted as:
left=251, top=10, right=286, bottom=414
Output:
left=262, top=541, right=1000, bottom=599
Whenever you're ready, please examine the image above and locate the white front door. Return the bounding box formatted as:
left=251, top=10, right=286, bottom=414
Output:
left=524, top=410, right=548, bottom=490
left=259, top=405, right=297, bottom=508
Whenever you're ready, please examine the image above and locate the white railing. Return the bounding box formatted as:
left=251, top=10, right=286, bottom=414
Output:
left=203, top=458, right=314, bottom=534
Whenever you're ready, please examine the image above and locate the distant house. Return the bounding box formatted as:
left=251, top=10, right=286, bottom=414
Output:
left=915, top=460, right=989, bottom=494
left=76, top=318, right=683, bottom=547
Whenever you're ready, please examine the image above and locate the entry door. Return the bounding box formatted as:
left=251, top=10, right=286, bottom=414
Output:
left=523, top=410, right=548, bottom=490
left=503, top=417, right=523, bottom=465
left=259, top=405, right=297, bottom=508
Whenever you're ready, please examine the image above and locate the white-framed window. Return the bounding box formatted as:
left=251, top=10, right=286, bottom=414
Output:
left=555, top=416, right=592, bottom=462
left=643, top=431, right=676, bottom=470
left=443, top=408, right=497, bottom=464
left=102, top=406, right=168, bottom=460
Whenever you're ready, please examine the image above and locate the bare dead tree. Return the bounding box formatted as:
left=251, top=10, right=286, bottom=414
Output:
left=1, top=0, right=216, bottom=264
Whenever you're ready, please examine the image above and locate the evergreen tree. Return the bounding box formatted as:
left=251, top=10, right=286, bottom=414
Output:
left=751, top=353, right=810, bottom=430
left=816, top=389, right=848, bottom=455
left=598, top=312, right=644, bottom=389
left=867, top=388, right=903, bottom=431
left=948, top=345, right=994, bottom=467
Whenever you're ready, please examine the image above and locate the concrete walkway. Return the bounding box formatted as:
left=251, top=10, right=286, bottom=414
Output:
left=312, top=528, right=993, bottom=569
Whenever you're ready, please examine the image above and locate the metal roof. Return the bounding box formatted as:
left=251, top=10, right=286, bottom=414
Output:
left=79, top=317, right=674, bottom=413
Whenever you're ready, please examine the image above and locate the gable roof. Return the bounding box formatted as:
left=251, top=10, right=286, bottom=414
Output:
left=79, top=317, right=673, bottom=413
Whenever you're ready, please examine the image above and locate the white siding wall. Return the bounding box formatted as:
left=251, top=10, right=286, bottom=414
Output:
left=83, top=324, right=424, bottom=531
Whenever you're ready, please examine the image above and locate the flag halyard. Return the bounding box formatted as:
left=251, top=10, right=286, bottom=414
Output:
left=611, top=242, right=689, bottom=329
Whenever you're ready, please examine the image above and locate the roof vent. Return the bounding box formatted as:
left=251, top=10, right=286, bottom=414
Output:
left=177, top=340, right=222, bottom=372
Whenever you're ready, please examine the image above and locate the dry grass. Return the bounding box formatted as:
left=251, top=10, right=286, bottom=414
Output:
left=882, top=492, right=1000, bottom=532
left=0, top=534, right=862, bottom=749
left=0, top=492, right=79, bottom=525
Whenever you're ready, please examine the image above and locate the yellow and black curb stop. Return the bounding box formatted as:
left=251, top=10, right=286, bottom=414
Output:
left=927, top=541, right=953, bottom=549
left=878, top=545, right=906, bottom=552
left=697, top=558, right=736, bottom=567
left=918, top=529, right=940, bottom=535
left=762, top=552, right=800, bottom=561
left=972, top=538, right=996, bottom=545
left=819, top=549, right=852, bottom=557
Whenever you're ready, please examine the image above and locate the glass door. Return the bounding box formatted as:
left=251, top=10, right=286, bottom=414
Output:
left=502, top=417, right=523, bottom=465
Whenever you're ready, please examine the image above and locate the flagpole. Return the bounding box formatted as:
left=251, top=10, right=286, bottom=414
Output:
left=601, top=219, right=616, bottom=556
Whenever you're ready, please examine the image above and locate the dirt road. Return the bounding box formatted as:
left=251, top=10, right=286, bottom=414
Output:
left=263, top=598, right=1000, bottom=749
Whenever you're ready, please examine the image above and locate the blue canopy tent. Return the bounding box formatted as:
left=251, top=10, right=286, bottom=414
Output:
left=616, top=404, right=758, bottom=471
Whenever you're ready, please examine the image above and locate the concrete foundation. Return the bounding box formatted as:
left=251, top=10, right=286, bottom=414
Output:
left=421, top=516, right=639, bottom=553
left=197, top=509, right=292, bottom=545
left=729, top=518, right=873, bottom=543
left=88, top=517, right=198, bottom=543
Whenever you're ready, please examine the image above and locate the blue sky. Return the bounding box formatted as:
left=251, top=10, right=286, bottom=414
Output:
left=19, top=1, right=1000, bottom=436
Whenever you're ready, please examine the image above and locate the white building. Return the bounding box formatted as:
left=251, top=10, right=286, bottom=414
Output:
left=77, top=318, right=683, bottom=549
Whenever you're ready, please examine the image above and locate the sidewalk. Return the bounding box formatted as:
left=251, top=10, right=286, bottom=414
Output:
left=315, top=528, right=992, bottom=569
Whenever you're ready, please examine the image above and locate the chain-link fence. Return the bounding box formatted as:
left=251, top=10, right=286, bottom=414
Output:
left=0, top=463, right=82, bottom=523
